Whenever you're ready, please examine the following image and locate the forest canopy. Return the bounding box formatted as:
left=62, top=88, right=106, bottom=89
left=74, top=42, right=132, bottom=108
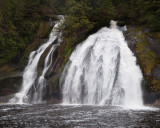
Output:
left=0, top=0, right=160, bottom=67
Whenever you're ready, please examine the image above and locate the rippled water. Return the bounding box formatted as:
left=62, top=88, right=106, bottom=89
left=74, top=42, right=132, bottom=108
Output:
left=0, top=104, right=159, bottom=128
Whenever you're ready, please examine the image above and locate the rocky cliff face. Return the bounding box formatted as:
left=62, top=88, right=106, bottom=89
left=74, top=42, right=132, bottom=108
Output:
left=125, top=26, right=160, bottom=107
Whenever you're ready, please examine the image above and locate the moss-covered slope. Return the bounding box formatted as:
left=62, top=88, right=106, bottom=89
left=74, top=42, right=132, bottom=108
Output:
left=125, top=26, right=160, bottom=92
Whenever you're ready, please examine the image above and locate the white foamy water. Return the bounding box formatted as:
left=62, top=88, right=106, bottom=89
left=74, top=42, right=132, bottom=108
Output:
left=9, top=16, right=64, bottom=104
left=32, top=33, right=63, bottom=103
left=61, top=21, right=143, bottom=107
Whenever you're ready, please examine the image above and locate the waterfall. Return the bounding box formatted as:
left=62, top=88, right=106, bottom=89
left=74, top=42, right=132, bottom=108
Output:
left=32, top=33, right=62, bottom=103
left=9, top=16, right=64, bottom=104
left=61, top=21, right=143, bottom=107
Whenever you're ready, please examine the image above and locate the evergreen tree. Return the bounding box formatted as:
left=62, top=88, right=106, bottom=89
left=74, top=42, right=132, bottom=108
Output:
left=94, top=0, right=116, bottom=27
left=0, top=0, right=40, bottom=66
left=64, top=0, right=93, bottom=36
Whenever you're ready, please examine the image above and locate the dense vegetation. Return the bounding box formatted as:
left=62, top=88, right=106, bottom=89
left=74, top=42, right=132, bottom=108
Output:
left=0, top=0, right=39, bottom=66
left=63, top=0, right=160, bottom=36
left=0, top=0, right=160, bottom=67
left=0, top=0, right=61, bottom=67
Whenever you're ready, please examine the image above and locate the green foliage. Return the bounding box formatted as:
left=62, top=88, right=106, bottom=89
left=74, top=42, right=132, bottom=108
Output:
left=112, top=0, right=160, bottom=30
left=143, top=1, right=160, bottom=30
left=92, top=0, right=116, bottom=27
left=0, top=0, right=41, bottom=66
left=64, top=0, right=93, bottom=37
left=0, top=0, right=160, bottom=67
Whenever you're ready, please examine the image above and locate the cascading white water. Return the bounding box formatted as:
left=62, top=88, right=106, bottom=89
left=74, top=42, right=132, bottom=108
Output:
left=61, top=20, right=143, bottom=107
left=9, top=16, right=64, bottom=104
left=33, top=34, right=62, bottom=103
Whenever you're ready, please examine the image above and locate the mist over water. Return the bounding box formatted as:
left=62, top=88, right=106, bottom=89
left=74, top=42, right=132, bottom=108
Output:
left=61, top=21, right=143, bottom=107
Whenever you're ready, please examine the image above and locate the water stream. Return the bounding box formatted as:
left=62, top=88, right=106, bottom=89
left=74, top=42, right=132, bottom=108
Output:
left=9, top=16, right=64, bottom=104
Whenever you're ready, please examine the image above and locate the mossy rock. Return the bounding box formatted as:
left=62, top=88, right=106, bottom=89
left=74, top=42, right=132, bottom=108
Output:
left=0, top=73, right=22, bottom=96
left=20, top=20, right=54, bottom=66
left=36, top=20, right=53, bottom=39
left=0, top=65, right=16, bottom=73
left=125, top=26, right=160, bottom=92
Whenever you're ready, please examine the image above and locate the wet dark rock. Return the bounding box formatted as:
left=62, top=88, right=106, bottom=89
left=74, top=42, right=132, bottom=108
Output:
left=146, top=36, right=160, bottom=59
left=0, top=72, right=22, bottom=96
left=152, top=64, right=160, bottom=81
left=0, top=95, right=14, bottom=103
left=143, top=92, right=160, bottom=107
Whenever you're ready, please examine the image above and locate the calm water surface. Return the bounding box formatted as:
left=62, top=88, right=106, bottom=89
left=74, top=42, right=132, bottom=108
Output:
left=0, top=104, right=159, bottom=128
